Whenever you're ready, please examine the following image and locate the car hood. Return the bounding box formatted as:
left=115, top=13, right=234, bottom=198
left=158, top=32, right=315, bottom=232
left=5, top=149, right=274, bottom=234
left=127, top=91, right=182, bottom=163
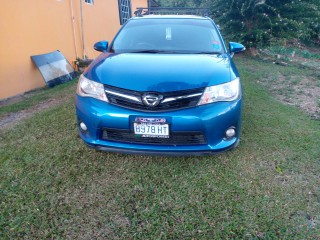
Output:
left=85, top=53, right=238, bottom=92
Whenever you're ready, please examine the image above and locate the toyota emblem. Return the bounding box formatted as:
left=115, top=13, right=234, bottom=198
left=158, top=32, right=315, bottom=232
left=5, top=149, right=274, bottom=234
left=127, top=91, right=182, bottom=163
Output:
left=142, top=93, right=163, bottom=107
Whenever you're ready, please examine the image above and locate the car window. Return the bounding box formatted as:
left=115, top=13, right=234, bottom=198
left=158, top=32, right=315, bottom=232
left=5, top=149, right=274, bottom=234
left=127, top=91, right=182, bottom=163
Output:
left=112, top=18, right=224, bottom=54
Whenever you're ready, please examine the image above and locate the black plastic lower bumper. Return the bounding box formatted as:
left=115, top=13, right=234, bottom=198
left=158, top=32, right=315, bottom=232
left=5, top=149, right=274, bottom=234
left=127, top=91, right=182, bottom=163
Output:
left=84, top=139, right=239, bottom=157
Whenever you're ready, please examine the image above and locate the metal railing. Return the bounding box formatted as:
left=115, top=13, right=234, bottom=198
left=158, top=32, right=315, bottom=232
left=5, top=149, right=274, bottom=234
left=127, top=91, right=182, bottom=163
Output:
left=134, top=7, right=209, bottom=17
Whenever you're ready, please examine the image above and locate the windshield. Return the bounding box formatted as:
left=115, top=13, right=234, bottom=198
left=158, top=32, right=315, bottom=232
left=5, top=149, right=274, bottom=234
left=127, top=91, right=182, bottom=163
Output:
left=111, top=18, right=224, bottom=54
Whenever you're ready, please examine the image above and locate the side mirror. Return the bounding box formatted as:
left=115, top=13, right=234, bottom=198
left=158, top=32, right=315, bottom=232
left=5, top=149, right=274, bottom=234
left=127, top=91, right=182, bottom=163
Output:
left=229, top=42, right=246, bottom=57
left=94, top=41, right=108, bottom=52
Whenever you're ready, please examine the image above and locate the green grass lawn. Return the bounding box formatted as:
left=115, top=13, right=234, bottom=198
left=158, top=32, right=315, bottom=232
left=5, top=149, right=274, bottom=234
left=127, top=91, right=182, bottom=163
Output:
left=1, top=57, right=319, bottom=239
left=0, top=80, right=78, bottom=119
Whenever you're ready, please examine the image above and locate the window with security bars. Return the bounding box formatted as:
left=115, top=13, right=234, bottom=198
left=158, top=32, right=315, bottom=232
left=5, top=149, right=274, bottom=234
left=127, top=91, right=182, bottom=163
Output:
left=118, top=0, right=132, bottom=25
left=85, top=0, right=94, bottom=5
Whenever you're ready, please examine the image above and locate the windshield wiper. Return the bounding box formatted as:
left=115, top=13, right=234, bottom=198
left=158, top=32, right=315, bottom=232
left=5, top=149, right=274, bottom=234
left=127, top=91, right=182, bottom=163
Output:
left=125, top=50, right=222, bottom=54
left=192, top=51, right=222, bottom=54
left=127, top=50, right=172, bottom=54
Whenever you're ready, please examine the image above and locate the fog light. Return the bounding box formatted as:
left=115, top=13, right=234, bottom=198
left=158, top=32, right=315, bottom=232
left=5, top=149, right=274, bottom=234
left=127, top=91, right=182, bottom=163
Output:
left=225, top=128, right=236, bottom=139
left=80, top=122, right=88, bottom=132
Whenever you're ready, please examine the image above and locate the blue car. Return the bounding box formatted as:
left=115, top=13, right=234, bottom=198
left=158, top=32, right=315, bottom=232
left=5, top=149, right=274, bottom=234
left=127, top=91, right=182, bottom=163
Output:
left=76, top=15, right=245, bottom=155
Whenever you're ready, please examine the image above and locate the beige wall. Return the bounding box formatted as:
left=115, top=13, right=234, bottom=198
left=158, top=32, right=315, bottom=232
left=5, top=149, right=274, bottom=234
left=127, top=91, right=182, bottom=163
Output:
left=0, top=0, right=147, bottom=99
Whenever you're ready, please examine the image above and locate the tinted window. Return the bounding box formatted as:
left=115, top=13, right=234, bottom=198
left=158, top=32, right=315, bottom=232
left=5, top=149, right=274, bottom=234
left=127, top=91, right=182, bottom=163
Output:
left=112, top=18, right=224, bottom=54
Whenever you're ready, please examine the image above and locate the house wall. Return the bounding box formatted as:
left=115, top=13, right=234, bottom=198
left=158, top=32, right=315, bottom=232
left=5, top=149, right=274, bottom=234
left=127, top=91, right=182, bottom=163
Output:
left=0, top=0, right=147, bottom=100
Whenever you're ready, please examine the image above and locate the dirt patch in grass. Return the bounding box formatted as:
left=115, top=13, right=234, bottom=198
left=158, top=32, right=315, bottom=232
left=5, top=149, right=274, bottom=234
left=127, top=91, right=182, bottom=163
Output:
left=0, top=97, right=68, bottom=129
left=260, top=74, right=320, bottom=119
left=271, top=74, right=320, bottom=119
left=0, top=89, right=45, bottom=107
left=0, top=80, right=77, bottom=129
left=240, top=49, right=320, bottom=119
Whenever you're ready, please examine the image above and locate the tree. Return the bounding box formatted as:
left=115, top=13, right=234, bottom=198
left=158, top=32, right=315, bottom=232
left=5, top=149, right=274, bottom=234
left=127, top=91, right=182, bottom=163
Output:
left=210, top=0, right=320, bottom=47
left=155, top=0, right=206, bottom=7
left=153, top=0, right=319, bottom=46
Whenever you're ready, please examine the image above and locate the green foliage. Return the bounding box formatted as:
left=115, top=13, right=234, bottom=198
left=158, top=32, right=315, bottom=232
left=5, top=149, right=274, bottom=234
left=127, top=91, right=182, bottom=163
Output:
left=156, top=0, right=320, bottom=47
left=210, top=0, right=320, bottom=47
left=155, top=0, right=209, bottom=8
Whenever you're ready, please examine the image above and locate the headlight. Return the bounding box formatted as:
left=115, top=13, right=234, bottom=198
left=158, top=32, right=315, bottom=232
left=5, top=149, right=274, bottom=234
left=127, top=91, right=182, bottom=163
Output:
left=198, top=78, right=240, bottom=105
left=76, top=75, right=108, bottom=102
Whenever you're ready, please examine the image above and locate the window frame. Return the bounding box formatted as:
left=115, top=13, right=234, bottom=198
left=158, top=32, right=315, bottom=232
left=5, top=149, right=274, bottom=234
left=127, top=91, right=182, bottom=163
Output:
left=118, top=0, right=132, bottom=25
left=84, top=0, right=94, bottom=5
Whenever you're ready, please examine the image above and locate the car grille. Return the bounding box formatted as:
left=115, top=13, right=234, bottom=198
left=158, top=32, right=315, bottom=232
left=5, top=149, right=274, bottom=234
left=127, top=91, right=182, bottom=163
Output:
left=101, top=128, right=207, bottom=146
left=104, top=85, right=204, bottom=112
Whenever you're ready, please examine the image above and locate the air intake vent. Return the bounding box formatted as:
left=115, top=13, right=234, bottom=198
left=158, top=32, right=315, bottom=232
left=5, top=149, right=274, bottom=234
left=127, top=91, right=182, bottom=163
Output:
left=102, top=128, right=207, bottom=146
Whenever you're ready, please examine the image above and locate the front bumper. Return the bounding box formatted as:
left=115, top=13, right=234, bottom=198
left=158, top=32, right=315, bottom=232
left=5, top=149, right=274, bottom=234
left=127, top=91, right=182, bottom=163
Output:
left=75, top=95, right=242, bottom=156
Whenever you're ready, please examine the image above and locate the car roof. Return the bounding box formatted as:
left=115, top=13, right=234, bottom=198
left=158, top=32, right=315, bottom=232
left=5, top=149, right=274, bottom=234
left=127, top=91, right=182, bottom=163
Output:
left=131, top=15, right=210, bottom=20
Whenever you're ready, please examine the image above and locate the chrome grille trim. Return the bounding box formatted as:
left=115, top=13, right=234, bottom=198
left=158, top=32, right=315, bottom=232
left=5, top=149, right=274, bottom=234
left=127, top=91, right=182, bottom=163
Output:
left=162, top=93, right=203, bottom=103
left=104, top=84, right=205, bottom=111
left=105, top=89, right=141, bottom=103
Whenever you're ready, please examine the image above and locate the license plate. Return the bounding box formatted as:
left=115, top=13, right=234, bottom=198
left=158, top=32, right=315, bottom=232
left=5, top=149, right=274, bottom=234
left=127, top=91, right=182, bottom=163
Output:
left=134, top=122, right=169, bottom=138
